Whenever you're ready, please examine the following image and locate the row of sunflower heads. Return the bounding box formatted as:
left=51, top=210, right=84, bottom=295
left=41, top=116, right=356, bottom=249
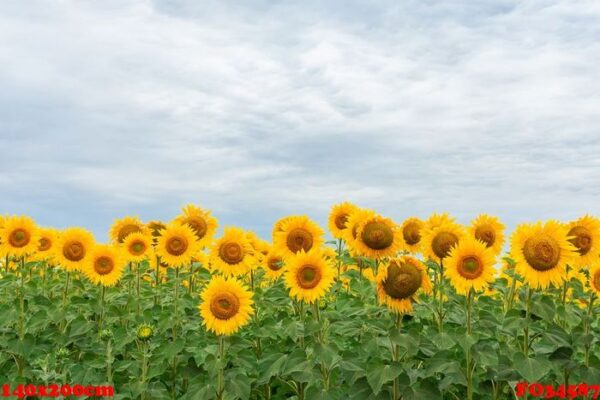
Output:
left=325, top=204, right=600, bottom=307
left=0, top=205, right=222, bottom=287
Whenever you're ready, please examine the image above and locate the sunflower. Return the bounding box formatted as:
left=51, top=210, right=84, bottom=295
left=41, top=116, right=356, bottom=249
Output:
left=588, top=263, right=600, bottom=296
left=421, top=220, right=465, bottom=264
left=122, top=232, right=154, bottom=263
left=261, top=248, right=285, bottom=280
left=353, top=211, right=403, bottom=259
left=273, top=216, right=324, bottom=259
left=510, top=220, right=577, bottom=289
left=469, top=214, right=505, bottom=255
left=566, top=215, right=600, bottom=268
left=400, top=217, right=425, bottom=254
left=0, top=215, right=39, bottom=258
left=175, top=204, right=218, bottom=248
left=342, top=208, right=373, bottom=255
left=110, top=216, right=148, bottom=244
left=53, top=228, right=95, bottom=271
left=246, top=231, right=270, bottom=261
left=284, top=249, right=335, bottom=304
left=146, top=220, right=166, bottom=245
left=444, top=237, right=497, bottom=295
left=327, top=202, right=359, bottom=239
left=83, top=244, right=125, bottom=287
left=199, top=275, right=254, bottom=336
left=31, top=228, right=59, bottom=262
left=209, top=227, right=255, bottom=276
left=426, top=212, right=457, bottom=230
left=155, top=222, right=201, bottom=267
left=376, top=256, right=432, bottom=314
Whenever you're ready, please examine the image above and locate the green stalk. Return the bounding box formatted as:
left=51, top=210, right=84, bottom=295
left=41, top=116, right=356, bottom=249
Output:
left=524, top=286, right=533, bottom=356
left=584, top=292, right=596, bottom=367
left=506, top=271, right=518, bottom=312
left=98, top=284, right=106, bottom=331
left=18, top=256, right=26, bottom=341
left=136, top=262, right=141, bottom=316
left=437, top=260, right=445, bottom=332
left=105, top=338, right=113, bottom=384
left=154, top=255, right=161, bottom=307
left=141, top=341, right=149, bottom=400
left=466, top=288, right=474, bottom=400
left=217, top=335, right=225, bottom=400
left=392, top=313, right=402, bottom=400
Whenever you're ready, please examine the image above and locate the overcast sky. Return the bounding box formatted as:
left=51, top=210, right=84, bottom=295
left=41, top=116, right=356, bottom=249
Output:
left=1, top=0, right=600, bottom=242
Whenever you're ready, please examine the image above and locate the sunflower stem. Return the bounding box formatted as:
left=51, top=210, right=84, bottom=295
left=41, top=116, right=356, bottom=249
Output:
left=437, top=260, right=445, bottom=333
left=506, top=270, right=518, bottom=313
left=18, top=256, right=26, bottom=342
left=524, top=286, right=533, bottom=356
left=154, top=255, right=161, bottom=307
left=105, top=338, right=113, bottom=385
left=136, top=262, right=141, bottom=316
left=98, top=284, right=106, bottom=332
left=466, top=288, right=474, bottom=400
left=584, top=292, right=595, bottom=367
left=217, top=335, right=225, bottom=400
left=392, top=313, right=402, bottom=400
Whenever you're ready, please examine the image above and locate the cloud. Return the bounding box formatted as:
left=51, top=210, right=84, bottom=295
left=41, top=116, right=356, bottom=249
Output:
left=1, top=0, right=600, bottom=240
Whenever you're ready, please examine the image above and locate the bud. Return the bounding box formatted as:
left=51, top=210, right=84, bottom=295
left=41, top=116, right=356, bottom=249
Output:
left=136, top=324, right=154, bottom=341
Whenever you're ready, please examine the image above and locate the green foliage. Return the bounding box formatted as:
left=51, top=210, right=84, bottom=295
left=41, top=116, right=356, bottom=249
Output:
left=0, top=257, right=598, bottom=400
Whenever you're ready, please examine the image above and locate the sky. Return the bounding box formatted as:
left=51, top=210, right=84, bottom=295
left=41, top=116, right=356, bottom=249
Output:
left=1, top=0, right=600, bottom=242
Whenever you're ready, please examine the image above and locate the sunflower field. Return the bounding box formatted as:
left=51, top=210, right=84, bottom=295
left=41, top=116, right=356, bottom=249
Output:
left=0, top=205, right=599, bottom=400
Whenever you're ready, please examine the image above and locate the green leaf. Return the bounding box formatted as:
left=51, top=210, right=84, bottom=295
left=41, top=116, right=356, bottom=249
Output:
left=366, top=363, right=403, bottom=395
left=513, top=352, right=551, bottom=382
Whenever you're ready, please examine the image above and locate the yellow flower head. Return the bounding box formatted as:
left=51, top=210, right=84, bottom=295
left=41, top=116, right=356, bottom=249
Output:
left=110, top=216, right=149, bottom=244
left=155, top=222, right=201, bottom=267
left=422, top=220, right=465, bottom=264
left=284, top=249, right=335, bottom=304
left=246, top=231, right=270, bottom=261
left=342, top=208, right=373, bottom=255
left=146, top=220, right=166, bottom=245
left=426, top=212, right=457, bottom=230
left=376, top=256, right=432, bottom=314
left=31, top=228, right=59, bottom=262
left=83, top=244, right=125, bottom=287
left=210, top=227, right=256, bottom=276
left=566, top=215, right=600, bottom=268
left=122, top=232, right=154, bottom=263
left=175, top=204, right=218, bottom=248
left=261, top=247, right=285, bottom=280
left=328, top=202, right=359, bottom=239
left=444, top=237, right=497, bottom=295
left=273, top=216, right=324, bottom=259
left=589, top=263, right=600, bottom=296
left=510, top=220, right=577, bottom=289
left=0, top=215, right=40, bottom=257
left=469, top=214, right=505, bottom=255
left=400, top=217, right=425, bottom=254
left=353, top=211, right=403, bottom=259
left=54, top=228, right=95, bottom=271
left=199, top=275, right=254, bottom=336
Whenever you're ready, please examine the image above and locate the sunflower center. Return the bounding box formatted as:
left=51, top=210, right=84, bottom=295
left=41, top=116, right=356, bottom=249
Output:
left=334, top=213, right=349, bottom=230
left=94, top=256, right=114, bottom=275
left=286, top=228, right=314, bottom=253
left=402, top=222, right=421, bottom=246
left=186, top=217, right=208, bottom=239
left=210, top=292, right=240, bottom=320
left=523, top=235, right=561, bottom=271
left=568, top=226, right=592, bottom=256
left=38, top=237, right=52, bottom=251
left=130, top=241, right=146, bottom=256
left=475, top=224, right=496, bottom=248
left=118, top=224, right=141, bottom=243
left=458, top=256, right=484, bottom=279
left=267, top=256, right=283, bottom=271
left=219, top=242, right=244, bottom=264
left=431, top=231, right=459, bottom=259
left=9, top=229, right=30, bottom=248
left=296, top=264, right=322, bottom=289
left=382, top=261, right=422, bottom=300
left=63, top=240, right=85, bottom=262
left=361, top=221, right=394, bottom=250
left=166, top=236, right=188, bottom=256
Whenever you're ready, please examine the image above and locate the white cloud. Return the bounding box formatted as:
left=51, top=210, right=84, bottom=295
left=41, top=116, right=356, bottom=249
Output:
left=1, top=0, right=600, bottom=240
